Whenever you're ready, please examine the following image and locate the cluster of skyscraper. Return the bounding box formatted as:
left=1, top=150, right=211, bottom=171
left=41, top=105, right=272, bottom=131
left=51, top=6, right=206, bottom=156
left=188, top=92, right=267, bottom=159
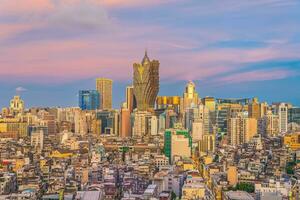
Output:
left=75, top=51, right=300, bottom=154
left=1, top=51, right=300, bottom=199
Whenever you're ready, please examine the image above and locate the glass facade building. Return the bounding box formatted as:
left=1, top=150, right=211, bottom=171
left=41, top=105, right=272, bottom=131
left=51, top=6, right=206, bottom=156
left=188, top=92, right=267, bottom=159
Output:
left=79, top=90, right=100, bottom=110
left=96, top=110, right=115, bottom=134
left=288, top=107, right=300, bottom=125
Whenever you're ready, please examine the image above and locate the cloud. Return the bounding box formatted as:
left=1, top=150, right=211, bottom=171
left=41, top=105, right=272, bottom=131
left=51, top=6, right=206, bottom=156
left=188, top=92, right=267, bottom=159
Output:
left=101, top=0, right=175, bottom=8
left=0, top=23, right=34, bottom=41
left=15, top=86, right=27, bottom=92
left=211, top=40, right=267, bottom=49
left=0, top=0, right=53, bottom=15
left=182, top=0, right=299, bottom=16
left=48, top=0, right=110, bottom=30
left=0, top=0, right=111, bottom=44
left=216, top=68, right=297, bottom=84
left=0, top=0, right=299, bottom=86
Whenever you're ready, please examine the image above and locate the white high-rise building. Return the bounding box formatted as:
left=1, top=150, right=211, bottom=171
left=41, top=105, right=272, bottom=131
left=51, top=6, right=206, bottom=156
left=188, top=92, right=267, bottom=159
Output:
left=151, top=116, right=158, bottom=136
left=274, top=103, right=288, bottom=133
left=132, top=111, right=152, bottom=137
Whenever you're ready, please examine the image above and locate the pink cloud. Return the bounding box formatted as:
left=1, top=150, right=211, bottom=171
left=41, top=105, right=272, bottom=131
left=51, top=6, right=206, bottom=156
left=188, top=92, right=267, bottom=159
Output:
left=217, top=69, right=296, bottom=84
left=0, top=0, right=54, bottom=15
left=0, top=23, right=34, bottom=41
left=100, top=0, right=174, bottom=8
left=0, top=38, right=141, bottom=83
left=0, top=0, right=299, bottom=84
left=0, top=33, right=298, bottom=84
left=154, top=45, right=300, bottom=82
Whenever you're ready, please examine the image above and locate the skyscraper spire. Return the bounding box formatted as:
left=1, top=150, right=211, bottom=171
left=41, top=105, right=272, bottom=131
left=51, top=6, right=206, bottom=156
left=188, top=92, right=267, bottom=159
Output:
left=142, top=49, right=150, bottom=65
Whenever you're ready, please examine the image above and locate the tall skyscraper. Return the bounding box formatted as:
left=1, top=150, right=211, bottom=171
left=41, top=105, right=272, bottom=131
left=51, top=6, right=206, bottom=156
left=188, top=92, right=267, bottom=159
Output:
left=96, top=78, right=113, bottom=110
left=228, top=113, right=257, bottom=146
left=133, top=51, right=159, bottom=111
left=180, top=81, right=200, bottom=113
left=273, top=103, right=288, bottom=133
left=126, top=85, right=135, bottom=113
left=78, top=90, right=100, bottom=110
left=120, top=107, right=131, bottom=138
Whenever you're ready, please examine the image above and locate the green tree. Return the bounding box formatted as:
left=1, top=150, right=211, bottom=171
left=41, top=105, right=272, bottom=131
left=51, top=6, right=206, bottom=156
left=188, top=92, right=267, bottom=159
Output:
left=171, top=191, right=177, bottom=200
left=235, top=183, right=255, bottom=193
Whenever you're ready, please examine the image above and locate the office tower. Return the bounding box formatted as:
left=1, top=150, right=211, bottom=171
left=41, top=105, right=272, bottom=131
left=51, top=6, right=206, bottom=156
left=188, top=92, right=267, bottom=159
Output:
left=228, top=113, right=257, bottom=146
left=273, top=103, right=288, bottom=133
left=126, top=85, right=135, bottom=113
left=164, top=129, right=192, bottom=163
left=288, top=107, right=300, bottom=125
left=132, top=111, right=152, bottom=137
left=78, top=90, right=100, bottom=110
left=203, top=97, right=216, bottom=133
left=199, top=134, right=215, bottom=154
left=227, top=166, right=238, bottom=186
left=180, top=81, right=200, bottom=113
left=133, top=51, right=159, bottom=111
left=96, top=110, right=110, bottom=134
left=258, top=110, right=279, bottom=136
left=248, top=97, right=260, bottom=120
left=120, top=107, right=131, bottom=138
left=96, top=78, right=113, bottom=110
left=96, top=110, right=118, bottom=135
left=216, top=101, right=248, bottom=135
left=9, top=96, right=24, bottom=115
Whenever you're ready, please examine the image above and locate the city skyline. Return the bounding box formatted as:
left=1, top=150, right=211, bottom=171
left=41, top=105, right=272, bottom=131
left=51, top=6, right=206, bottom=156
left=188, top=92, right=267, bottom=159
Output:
left=2, top=1, right=300, bottom=199
left=1, top=0, right=300, bottom=108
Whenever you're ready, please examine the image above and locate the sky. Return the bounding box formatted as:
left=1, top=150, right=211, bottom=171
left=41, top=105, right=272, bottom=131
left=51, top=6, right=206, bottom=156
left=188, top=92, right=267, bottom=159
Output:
left=0, top=0, right=300, bottom=108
